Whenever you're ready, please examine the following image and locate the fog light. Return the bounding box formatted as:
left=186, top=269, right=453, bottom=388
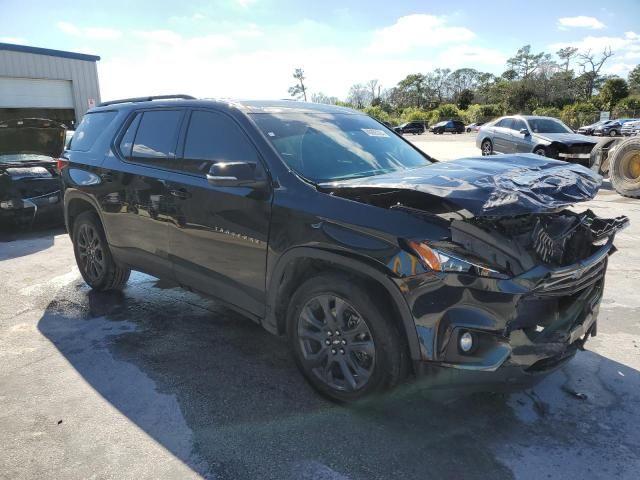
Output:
left=459, top=332, right=473, bottom=353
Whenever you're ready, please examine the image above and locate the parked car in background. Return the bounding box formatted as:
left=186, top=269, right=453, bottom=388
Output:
left=394, top=121, right=425, bottom=135
left=430, top=120, right=465, bottom=134
left=593, top=119, right=635, bottom=137
left=0, top=118, right=66, bottom=228
left=61, top=96, right=627, bottom=402
left=465, top=122, right=484, bottom=133
left=577, top=119, right=613, bottom=136
left=476, top=115, right=597, bottom=165
left=621, top=120, right=640, bottom=136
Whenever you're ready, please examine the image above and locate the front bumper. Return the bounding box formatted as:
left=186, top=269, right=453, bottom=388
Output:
left=397, top=238, right=614, bottom=391
left=0, top=190, right=62, bottom=225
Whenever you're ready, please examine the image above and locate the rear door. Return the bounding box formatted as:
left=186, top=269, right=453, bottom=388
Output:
left=166, top=109, right=272, bottom=316
left=99, top=108, right=185, bottom=279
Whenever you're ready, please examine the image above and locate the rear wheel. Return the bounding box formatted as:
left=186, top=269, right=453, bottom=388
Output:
left=72, top=211, right=130, bottom=290
left=287, top=274, right=408, bottom=403
left=481, top=139, right=493, bottom=156
left=609, top=130, right=619, bottom=137
left=609, top=137, right=640, bottom=198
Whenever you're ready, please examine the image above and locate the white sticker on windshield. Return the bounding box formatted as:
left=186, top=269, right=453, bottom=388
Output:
left=267, top=132, right=276, bottom=137
left=361, top=128, right=389, bottom=137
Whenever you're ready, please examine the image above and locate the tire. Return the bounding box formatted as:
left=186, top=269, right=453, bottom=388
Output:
left=609, top=130, right=618, bottom=137
left=533, top=146, right=547, bottom=157
left=609, top=137, right=640, bottom=198
left=589, top=137, right=618, bottom=174
left=72, top=211, right=130, bottom=290
left=287, top=273, right=408, bottom=403
left=481, top=139, right=493, bottom=156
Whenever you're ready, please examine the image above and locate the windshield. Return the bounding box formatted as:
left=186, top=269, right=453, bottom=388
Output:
left=250, top=113, right=431, bottom=183
left=527, top=118, right=572, bottom=134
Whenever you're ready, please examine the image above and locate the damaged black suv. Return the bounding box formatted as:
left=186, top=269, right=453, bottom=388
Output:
left=61, top=96, right=628, bottom=402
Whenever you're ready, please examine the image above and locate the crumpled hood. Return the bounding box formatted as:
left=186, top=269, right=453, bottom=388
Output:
left=321, top=155, right=602, bottom=217
left=0, top=118, right=66, bottom=158
left=534, top=132, right=596, bottom=145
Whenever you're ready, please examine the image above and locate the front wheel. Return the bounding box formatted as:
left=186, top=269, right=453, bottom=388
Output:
left=609, top=130, right=619, bottom=137
left=533, top=146, right=547, bottom=156
left=287, top=274, right=408, bottom=403
left=72, top=211, right=130, bottom=290
left=481, top=139, right=493, bottom=156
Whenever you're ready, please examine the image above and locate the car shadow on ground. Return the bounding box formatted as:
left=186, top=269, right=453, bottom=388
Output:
left=0, top=225, right=65, bottom=260
left=37, top=273, right=640, bottom=480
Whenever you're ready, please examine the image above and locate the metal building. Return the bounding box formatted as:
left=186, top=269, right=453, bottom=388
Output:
left=0, top=43, right=101, bottom=128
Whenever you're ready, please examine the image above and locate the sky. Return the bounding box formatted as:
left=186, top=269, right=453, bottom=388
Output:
left=1, top=0, right=639, bottom=102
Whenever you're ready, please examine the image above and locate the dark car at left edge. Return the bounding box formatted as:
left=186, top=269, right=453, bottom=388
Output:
left=0, top=118, right=66, bottom=229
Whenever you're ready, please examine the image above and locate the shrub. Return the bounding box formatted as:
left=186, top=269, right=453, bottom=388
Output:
left=362, top=106, right=391, bottom=123
left=430, top=104, right=462, bottom=122
left=560, top=101, right=599, bottom=129
left=613, top=95, right=640, bottom=117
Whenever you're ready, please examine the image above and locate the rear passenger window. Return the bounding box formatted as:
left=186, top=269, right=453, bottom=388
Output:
left=180, top=110, right=260, bottom=175
left=118, top=113, right=142, bottom=158
left=130, top=110, right=184, bottom=164
left=69, top=111, right=117, bottom=151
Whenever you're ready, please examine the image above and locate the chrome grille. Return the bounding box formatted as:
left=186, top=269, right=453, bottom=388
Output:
left=534, top=258, right=607, bottom=297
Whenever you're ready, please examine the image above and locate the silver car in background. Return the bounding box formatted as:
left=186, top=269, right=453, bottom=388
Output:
left=476, top=115, right=598, bottom=166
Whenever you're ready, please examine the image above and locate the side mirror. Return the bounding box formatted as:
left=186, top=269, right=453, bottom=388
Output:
left=519, top=128, right=530, bottom=136
left=206, top=162, right=267, bottom=188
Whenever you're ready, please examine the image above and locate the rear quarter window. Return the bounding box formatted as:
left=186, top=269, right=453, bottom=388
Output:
left=69, top=111, right=118, bottom=151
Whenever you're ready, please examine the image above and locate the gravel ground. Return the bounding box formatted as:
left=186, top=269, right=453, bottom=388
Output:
left=1, top=135, right=639, bottom=479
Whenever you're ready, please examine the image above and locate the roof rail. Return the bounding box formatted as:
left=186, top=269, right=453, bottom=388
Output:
left=98, top=94, right=196, bottom=107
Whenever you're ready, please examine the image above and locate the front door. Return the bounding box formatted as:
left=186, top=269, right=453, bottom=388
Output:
left=166, top=109, right=272, bottom=316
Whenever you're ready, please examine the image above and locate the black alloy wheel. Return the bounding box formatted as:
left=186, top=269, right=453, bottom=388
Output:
left=296, top=294, right=376, bottom=393
left=76, top=223, right=106, bottom=283
left=288, top=274, right=408, bottom=402
left=72, top=211, right=130, bottom=290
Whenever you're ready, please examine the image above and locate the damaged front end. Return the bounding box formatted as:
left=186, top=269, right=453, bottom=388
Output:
left=323, top=155, right=628, bottom=389
left=402, top=208, right=627, bottom=390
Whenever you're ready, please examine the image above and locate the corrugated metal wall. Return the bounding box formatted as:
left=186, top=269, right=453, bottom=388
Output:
left=0, top=50, right=100, bottom=122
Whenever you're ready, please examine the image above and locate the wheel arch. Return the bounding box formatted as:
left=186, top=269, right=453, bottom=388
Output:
left=64, top=189, right=105, bottom=236
left=264, top=247, right=422, bottom=363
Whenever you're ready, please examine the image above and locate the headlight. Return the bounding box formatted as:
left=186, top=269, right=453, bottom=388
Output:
left=407, top=241, right=509, bottom=279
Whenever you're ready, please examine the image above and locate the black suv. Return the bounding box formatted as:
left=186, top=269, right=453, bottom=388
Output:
left=62, top=95, right=626, bottom=402
left=430, top=120, right=465, bottom=134
left=394, top=121, right=425, bottom=135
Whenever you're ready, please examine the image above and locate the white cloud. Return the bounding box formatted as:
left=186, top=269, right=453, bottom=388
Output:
left=56, top=21, right=122, bottom=40
left=369, top=15, right=475, bottom=54
left=0, top=36, right=26, bottom=44
left=558, top=16, right=606, bottom=30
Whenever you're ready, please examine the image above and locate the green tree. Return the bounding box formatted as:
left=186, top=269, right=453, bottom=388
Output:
left=628, top=65, right=640, bottom=93
left=288, top=68, right=307, bottom=101
left=556, top=47, right=579, bottom=72
left=456, top=89, right=474, bottom=110
left=600, top=78, right=629, bottom=109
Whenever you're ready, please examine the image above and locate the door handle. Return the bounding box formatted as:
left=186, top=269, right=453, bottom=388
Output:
left=169, top=188, right=191, bottom=199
